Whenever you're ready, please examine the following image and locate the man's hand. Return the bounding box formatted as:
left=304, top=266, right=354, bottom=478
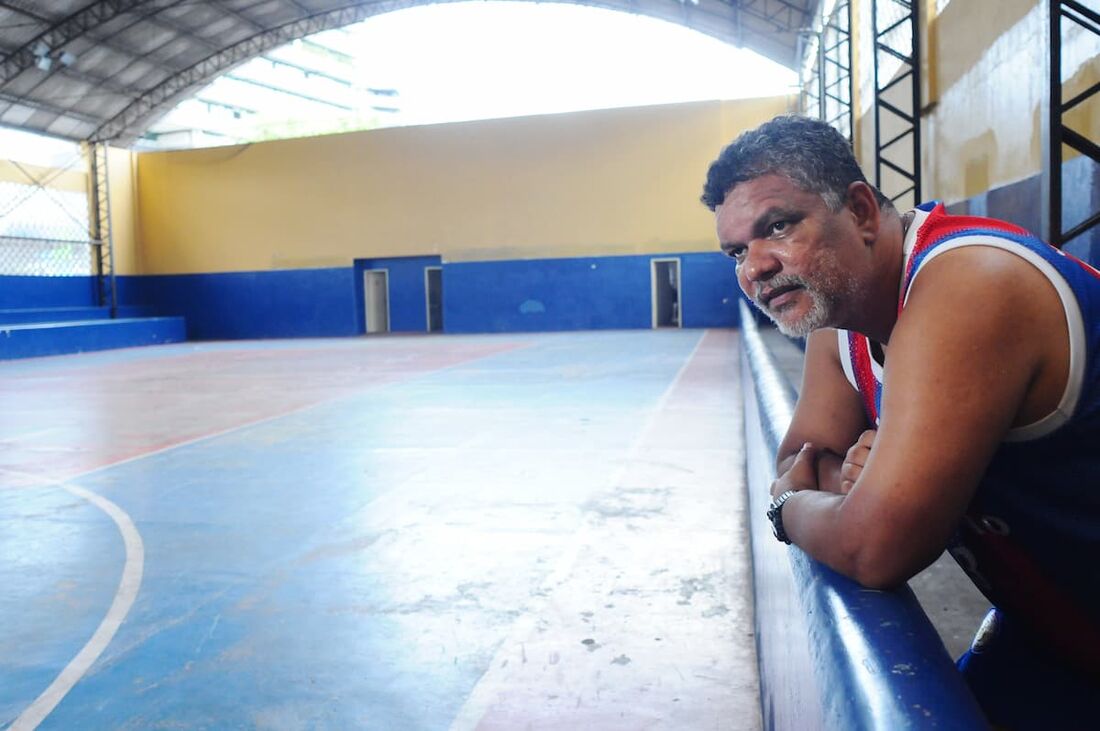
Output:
left=840, top=429, right=876, bottom=494
left=775, top=329, right=874, bottom=496
left=771, top=442, right=820, bottom=498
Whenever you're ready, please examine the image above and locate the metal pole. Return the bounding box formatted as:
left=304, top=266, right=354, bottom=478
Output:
left=100, top=143, right=117, bottom=317
left=871, top=0, right=882, bottom=189
left=818, top=30, right=827, bottom=121
left=1041, top=0, right=1063, bottom=246
left=85, top=141, right=105, bottom=307
left=846, top=0, right=854, bottom=143
left=911, top=0, right=922, bottom=203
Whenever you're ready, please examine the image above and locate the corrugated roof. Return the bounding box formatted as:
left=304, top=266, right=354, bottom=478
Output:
left=0, top=0, right=816, bottom=146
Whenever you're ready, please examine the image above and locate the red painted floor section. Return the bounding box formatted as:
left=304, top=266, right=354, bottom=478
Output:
left=0, top=338, right=526, bottom=485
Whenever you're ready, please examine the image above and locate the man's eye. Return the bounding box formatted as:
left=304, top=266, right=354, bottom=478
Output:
left=769, top=220, right=789, bottom=235
left=726, top=246, right=747, bottom=262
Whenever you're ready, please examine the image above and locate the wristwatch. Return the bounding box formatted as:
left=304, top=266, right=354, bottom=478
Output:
left=767, top=490, right=798, bottom=544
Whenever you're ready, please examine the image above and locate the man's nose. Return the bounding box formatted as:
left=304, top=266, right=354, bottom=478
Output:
left=741, top=242, right=781, bottom=282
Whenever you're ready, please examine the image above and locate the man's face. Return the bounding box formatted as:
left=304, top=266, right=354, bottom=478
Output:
left=715, top=174, right=861, bottom=337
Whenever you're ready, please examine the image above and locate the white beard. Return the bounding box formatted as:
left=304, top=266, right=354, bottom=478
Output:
left=755, top=266, right=857, bottom=337
left=772, top=287, right=831, bottom=338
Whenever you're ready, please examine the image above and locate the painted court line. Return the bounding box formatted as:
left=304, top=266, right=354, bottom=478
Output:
left=2, top=339, right=534, bottom=728
left=448, top=330, right=710, bottom=731
left=6, top=476, right=145, bottom=731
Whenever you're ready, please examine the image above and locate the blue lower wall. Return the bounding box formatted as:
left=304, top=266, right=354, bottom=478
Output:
left=117, top=268, right=359, bottom=340
left=0, top=275, right=97, bottom=308
left=444, top=252, right=739, bottom=333
left=681, top=254, right=747, bottom=328
left=446, top=256, right=650, bottom=333
left=98, top=252, right=739, bottom=339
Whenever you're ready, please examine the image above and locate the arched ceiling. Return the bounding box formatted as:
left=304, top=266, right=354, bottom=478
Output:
left=0, top=0, right=816, bottom=147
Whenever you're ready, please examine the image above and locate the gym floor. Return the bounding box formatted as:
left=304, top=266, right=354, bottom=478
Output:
left=0, top=330, right=760, bottom=730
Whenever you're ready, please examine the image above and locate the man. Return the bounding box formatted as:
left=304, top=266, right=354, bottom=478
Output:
left=702, top=115, right=1100, bottom=727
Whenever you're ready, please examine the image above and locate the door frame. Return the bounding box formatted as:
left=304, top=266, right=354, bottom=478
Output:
left=364, top=268, right=391, bottom=334
left=424, top=265, right=443, bottom=333
left=650, top=257, right=683, bottom=329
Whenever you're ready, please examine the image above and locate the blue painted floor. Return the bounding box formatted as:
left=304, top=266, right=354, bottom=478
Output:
left=0, top=331, right=760, bottom=730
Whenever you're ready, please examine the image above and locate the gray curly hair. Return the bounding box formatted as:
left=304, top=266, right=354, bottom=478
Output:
left=701, top=115, right=892, bottom=213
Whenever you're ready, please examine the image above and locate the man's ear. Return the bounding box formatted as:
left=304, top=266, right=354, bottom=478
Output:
left=846, top=181, right=881, bottom=245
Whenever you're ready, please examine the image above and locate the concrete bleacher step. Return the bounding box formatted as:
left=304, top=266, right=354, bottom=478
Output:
left=0, top=305, right=158, bottom=325
left=0, top=306, right=111, bottom=325
left=0, top=317, right=186, bottom=360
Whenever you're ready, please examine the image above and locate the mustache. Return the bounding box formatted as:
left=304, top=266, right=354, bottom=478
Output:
left=753, top=274, right=810, bottom=307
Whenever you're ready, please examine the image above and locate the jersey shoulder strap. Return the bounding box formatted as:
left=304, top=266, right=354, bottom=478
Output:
left=837, top=329, right=880, bottom=424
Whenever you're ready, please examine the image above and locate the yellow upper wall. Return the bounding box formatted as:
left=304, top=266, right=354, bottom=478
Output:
left=107, top=145, right=140, bottom=276
left=131, top=96, right=791, bottom=275
left=853, top=0, right=1100, bottom=204
left=926, top=0, right=1100, bottom=203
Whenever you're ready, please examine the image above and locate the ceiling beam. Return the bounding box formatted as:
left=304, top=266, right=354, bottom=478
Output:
left=92, top=3, right=407, bottom=143
left=0, top=0, right=153, bottom=86
left=0, top=88, right=102, bottom=125
left=0, top=1, right=180, bottom=80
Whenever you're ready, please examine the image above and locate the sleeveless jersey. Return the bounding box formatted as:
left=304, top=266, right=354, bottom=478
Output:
left=837, top=202, right=1100, bottom=671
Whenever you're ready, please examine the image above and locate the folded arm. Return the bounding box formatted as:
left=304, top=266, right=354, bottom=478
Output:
left=773, top=247, right=1069, bottom=588
left=774, top=328, right=870, bottom=495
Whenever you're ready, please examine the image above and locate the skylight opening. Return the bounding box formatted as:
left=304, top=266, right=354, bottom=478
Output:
left=140, top=1, right=798, bottom=150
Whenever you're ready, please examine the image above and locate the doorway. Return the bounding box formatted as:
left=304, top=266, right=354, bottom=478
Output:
left=363, top=269, right=390, bottom=334
left=651, top=258, right=681, bottom=328
left=425, top=266, right=443, bottom=332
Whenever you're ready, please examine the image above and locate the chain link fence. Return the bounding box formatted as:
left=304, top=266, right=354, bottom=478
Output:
left=0, top=145, right=97, bottom=277
left=0, top=237, right=98, bottom=276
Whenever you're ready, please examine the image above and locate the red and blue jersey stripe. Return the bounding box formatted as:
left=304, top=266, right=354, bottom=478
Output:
left=838, top=202, right=1100, bottom=674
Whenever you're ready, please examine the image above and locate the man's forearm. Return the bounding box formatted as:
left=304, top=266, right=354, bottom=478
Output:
left=781, top=489, right=909, bottom=589
left=782, top=490, right=860, bottom=579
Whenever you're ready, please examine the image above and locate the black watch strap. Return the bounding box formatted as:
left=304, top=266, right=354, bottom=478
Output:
left=767, top=490, right=798, bottom=544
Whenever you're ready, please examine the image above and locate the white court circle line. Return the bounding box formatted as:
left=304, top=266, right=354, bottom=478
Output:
left=8, top=482, right=145, bottom=731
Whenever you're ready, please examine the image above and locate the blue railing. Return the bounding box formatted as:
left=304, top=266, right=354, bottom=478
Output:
left=739, top=301, right=988, bottom=730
